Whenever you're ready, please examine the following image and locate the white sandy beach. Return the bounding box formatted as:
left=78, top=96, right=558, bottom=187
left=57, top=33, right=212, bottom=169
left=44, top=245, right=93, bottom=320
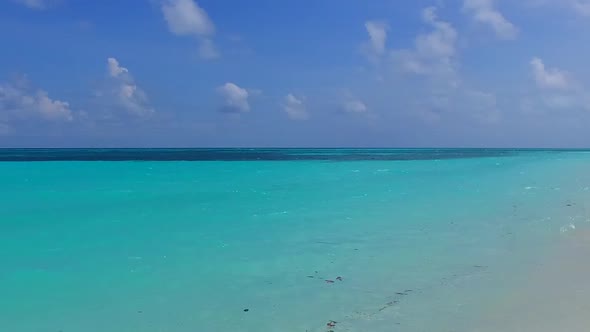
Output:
left=470, top=230, right=590, bottom=331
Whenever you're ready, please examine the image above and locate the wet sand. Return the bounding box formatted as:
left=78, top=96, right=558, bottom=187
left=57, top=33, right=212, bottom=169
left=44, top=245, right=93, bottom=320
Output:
left=471, top=229, right=590, bottom=331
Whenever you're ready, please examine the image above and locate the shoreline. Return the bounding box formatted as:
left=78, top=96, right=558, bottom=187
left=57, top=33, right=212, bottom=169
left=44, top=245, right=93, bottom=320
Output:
left=468, top=229, right=590, bottom=331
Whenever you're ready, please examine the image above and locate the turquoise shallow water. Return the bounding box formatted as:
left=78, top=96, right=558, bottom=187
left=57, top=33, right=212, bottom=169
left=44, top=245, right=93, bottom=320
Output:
left=2, top=149, right=590, bottom=331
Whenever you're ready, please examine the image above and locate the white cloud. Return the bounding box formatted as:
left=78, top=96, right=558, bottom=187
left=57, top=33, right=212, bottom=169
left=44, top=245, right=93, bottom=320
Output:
left=542, top=94, right=579, bottom=109
left=0, top=80, right=72, bottom=121
left=342, top=99, right=368, bottom=113
left=105, top=57, right=154, bottom=116
left=414, top=87, right=501, bottom=124
left=522, top=92, right=590, bottom=114
left=218, top=82, right=250, bottom=113
left=383, top=7, right=499, bottom=124
left=361, top=21, right=389, bottom=61
left=161, top=0, right=219, bottom=59
left=161, top=0, right=214, bottom=36
left=198, top=38, right=219, bottom=60
left=13, top=0, right=47, bottom=10
left=526, top=0, right=590, bottom=17
left=419, top=7, right=457, bottom=58
left=0, top=78, right=73, bottom=132
left=283, top=93, right=308, bottom=120
left=392, top=7, right=458, bottom=77
left=572, top=0, right=590, bottom=16
left=107, top=58, right=129, bottom=78
left=530, top=57, right=571, bottom=90
left=463, top=0, right=519, bottom=40
left=35, top=90, right=73, bottom=120
left=524, top=57, right=590, bottom=113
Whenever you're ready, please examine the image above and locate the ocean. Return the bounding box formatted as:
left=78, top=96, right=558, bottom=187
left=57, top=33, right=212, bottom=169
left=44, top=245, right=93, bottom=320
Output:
left=2, top=149, right=590, bottom=331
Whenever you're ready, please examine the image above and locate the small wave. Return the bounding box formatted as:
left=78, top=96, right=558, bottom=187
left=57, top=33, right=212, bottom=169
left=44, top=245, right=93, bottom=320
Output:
left=560, top=224, right=576, bottom=233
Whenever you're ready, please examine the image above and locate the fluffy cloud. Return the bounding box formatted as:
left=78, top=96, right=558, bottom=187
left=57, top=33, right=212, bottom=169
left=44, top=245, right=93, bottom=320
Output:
left=530, top=57, right=571, bottom=90
left=108, top=58, right=129, bottom=78
left=528, top=0, right=590, bottom=17
left=382, top=7, right=500, bottom=124
left=0, top=80, right=72, bottom=121
left=463, top=0, right=519, bottom=40
left=283, top=94, right=308, bottom=120
left=13, top=0, right=48, bottom=10
left=571, top=0, right=590, bottom=16
left=161, top=0, right=214, bottom=36
left=197, top=38, right=219, bottom=60
left=105, top=57, right=154, bottom=116
left=161, top=0, right=219, bottom=59
left=0, top=77, right=73, bottom=133
left=392, top=7, right=458, bottom=77
left=360, top=9, right=458, bottom=81
left=342, top=99, right=368, bottom=114
left=413, top=87, right=501, bottom=124
left=526, top=57, right=589, bottom=113
left=361, top=21, right=389, bottom=62
left=418, top=8, right=457, bottom=59
left=218, top=82, right=250, bottom=113
left=522, top=93, right=590, bottom=113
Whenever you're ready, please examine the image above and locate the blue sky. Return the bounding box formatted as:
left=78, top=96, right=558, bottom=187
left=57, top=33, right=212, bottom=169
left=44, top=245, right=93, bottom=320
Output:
left=1, top=0, right=590, bottom=147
